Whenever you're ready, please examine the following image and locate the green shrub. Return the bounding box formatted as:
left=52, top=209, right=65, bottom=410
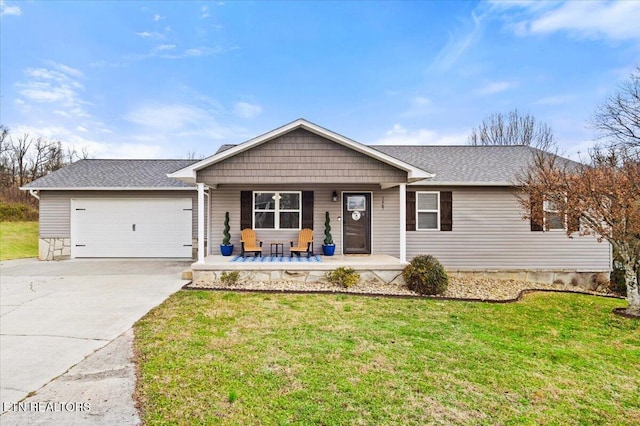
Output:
left=402, top=255, right=448, bottom=295
left=0, top=203, right=38, bottom=221
left=222, top=211, right=231, bottom=245
left=220, top=271, right=240, bottom=285
left=326, top=267, right=360, bottom=288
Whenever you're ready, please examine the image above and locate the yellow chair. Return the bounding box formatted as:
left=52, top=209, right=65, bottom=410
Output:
left=240, top=229, right=263, bottom=257
left=290, top=228, right=314, bottom=257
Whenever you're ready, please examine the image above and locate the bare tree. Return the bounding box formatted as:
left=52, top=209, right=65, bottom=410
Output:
left=592, top=66, right=640, bottom=155
left=67, top=146, right=90, bottom=163
left=10, top=133, right=33, bottom=188
left=0, top=125, right=11, bottom=188
left=469, top=109, right=556, bottom=151
left=519, top=147, right=640, bottom=315
left=0, top=126, right=83, bottom=204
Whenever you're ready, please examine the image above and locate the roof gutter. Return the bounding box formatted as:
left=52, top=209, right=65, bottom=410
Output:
left=28, top=189, right=40, bottom=200
left=19, top=187, right=196, bottom=191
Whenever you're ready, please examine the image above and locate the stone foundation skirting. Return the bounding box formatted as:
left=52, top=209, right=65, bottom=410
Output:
left=449, top=270, right=610, bottom=292
left=193, top=269, right=405, bottom=287
left=39, top=238, right=71, bottom=261
left=193, top=268, right=610, bottom=293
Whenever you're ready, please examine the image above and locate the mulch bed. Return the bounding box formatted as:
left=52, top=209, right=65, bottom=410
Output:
left=185, top=275, right=624, bottom=304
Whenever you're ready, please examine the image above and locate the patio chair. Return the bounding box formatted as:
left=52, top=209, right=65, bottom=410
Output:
left=290, top=228, right=314, bottom=257
left=240, top=229, right=263, bottom=257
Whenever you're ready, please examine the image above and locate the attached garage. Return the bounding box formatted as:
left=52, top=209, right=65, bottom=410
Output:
left=20, top=159, right=202, bottom=261
left=71, top=198, right=193, bottom=258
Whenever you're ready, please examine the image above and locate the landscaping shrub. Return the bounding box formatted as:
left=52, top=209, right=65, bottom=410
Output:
left=402, top=255, right=448, bottom=295
left=326, top=267, right=360, bottom=288
left=220, top=271, right=240, bottom=285
left=0, top=203, right=38, bottom=221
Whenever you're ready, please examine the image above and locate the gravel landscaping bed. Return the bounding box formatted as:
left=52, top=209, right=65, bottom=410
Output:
left=186, top=275, right=616, bottom=301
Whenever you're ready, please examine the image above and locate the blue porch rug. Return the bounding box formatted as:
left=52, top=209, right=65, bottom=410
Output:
left=231, top=255, right=323, bottom=263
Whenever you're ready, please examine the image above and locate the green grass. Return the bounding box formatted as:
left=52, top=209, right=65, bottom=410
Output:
left=135, top=291, right=640, bottom=425
left=0, top=221, right=38, bottom=260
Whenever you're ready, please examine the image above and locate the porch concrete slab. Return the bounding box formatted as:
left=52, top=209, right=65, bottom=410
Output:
left=194, top=254, right=406, bottom=271
left=0, top=258, right=189, bottom=413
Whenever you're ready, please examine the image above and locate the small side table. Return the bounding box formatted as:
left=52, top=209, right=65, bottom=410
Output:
left=270, top=242, right=284, bottom=257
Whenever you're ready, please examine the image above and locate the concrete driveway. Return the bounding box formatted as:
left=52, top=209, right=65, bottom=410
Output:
left=0, top=258, right=189, bottom=422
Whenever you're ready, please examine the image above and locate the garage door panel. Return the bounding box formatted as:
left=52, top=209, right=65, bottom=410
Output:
left=72, top=198, right=192, bottom=258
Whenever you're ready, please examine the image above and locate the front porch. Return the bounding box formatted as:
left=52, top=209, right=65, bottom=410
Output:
left=191, top=254, right=406, bottom=287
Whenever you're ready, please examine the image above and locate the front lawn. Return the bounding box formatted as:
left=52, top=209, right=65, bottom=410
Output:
left=135, top=291, right=639, bottom=425
left=0, top=221, right=38, bottom=260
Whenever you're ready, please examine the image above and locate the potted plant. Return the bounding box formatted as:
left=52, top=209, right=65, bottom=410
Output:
left=220, top=211, right=234, bottom=256
left=322, top=211, right=336, bottom=256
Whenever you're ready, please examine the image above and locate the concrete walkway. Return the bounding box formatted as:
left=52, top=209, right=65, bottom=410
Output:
left=0, top=258, right=190, bottom=424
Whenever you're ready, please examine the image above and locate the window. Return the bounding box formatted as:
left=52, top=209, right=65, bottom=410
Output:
left=543, top=200, right=565, bottom=230
left=253, top=191, right=301, bottom=230
left=416, top=192, right=439, bottom=230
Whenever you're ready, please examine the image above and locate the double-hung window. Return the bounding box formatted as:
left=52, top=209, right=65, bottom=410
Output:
left=416, top=192, right=440, bottom=230
left=253, top=191, right=301, bottom=230
left=543, top=200, right=565, bottom=230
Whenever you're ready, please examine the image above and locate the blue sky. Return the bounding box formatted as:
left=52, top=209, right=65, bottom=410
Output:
left=1, top=1, right=639, bottom=159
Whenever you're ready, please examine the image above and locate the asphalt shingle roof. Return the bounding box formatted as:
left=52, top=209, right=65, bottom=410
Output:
left=23, top=159, right=199, bottom=189
left=23, top=145, right=576, bottom=190
left=372, top=145, right=568, bottom=184
left=215, top=144, right=562, bottom=185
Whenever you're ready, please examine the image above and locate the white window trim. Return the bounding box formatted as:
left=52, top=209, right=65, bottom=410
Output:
left=416, top=191, right=440, bottom=231
left=543, top=199, right=566, bottom=231
left=253, top=191, right=302, bottom=230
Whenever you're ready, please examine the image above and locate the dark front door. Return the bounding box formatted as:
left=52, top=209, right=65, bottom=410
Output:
left=343, top=193, right=371, bottom=254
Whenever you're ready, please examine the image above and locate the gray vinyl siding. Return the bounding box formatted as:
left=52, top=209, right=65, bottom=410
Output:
left=38, top=190, right=203, bottom=240
left=208, top=184, right=400, bottom=256
left=407, top=186, right=611, bottom=271
left=198, top=128, right=407, bottom=185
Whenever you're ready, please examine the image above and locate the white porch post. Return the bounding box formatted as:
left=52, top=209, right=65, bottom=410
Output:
left=197, top=182, right=205, bottom=264
left=399, top=183, right=407, bottom=263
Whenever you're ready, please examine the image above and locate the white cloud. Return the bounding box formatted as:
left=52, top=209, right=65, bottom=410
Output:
left=413, top=96, right=431, bottom=107
left=48, top=62, right=83, bottom=78
left=202, top=6, right=210, bottom=18
left=153, top=14, right=164, bottom=22
left=399, top=96, right=436, bottom=118
left=473, top=80, right=518, bottom=96
left=0, top=0, right=21, bottom=16
left=154, top=44, right=176, bottom=51
left=125, top=103, right=210, bottom=131
left=430, top=11, right=484, bottom=73
left=233, top=101, right=263, bottom=118
left=184, top=48, right=202, bottom=57
left=496, top=0, right=640, bottom=41
left=374, top=124, right=469, bottom=146
left=131, top=44, right=228, bottom=60
left=16, top=63, right=86, bottom=111
left=17, top=81, right=78, bottom=103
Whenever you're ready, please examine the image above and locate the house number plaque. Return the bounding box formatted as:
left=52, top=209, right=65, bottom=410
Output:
left=351, top=211, right=361, bottom=221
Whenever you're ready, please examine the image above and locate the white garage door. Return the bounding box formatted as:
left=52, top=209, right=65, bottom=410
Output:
left=71, top=198, right=193, bottom=258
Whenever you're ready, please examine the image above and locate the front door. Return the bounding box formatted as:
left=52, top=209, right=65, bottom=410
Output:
left=343, top=193, right=371, bottom=254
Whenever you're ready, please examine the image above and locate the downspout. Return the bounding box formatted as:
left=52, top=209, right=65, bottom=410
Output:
left=28, top=189, right=40, bottom=200
left=197, top=183, right=205, bottom=264
left=399, top=183, right=407, bottom=263
left=204, top=189, right=210, bottom=257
